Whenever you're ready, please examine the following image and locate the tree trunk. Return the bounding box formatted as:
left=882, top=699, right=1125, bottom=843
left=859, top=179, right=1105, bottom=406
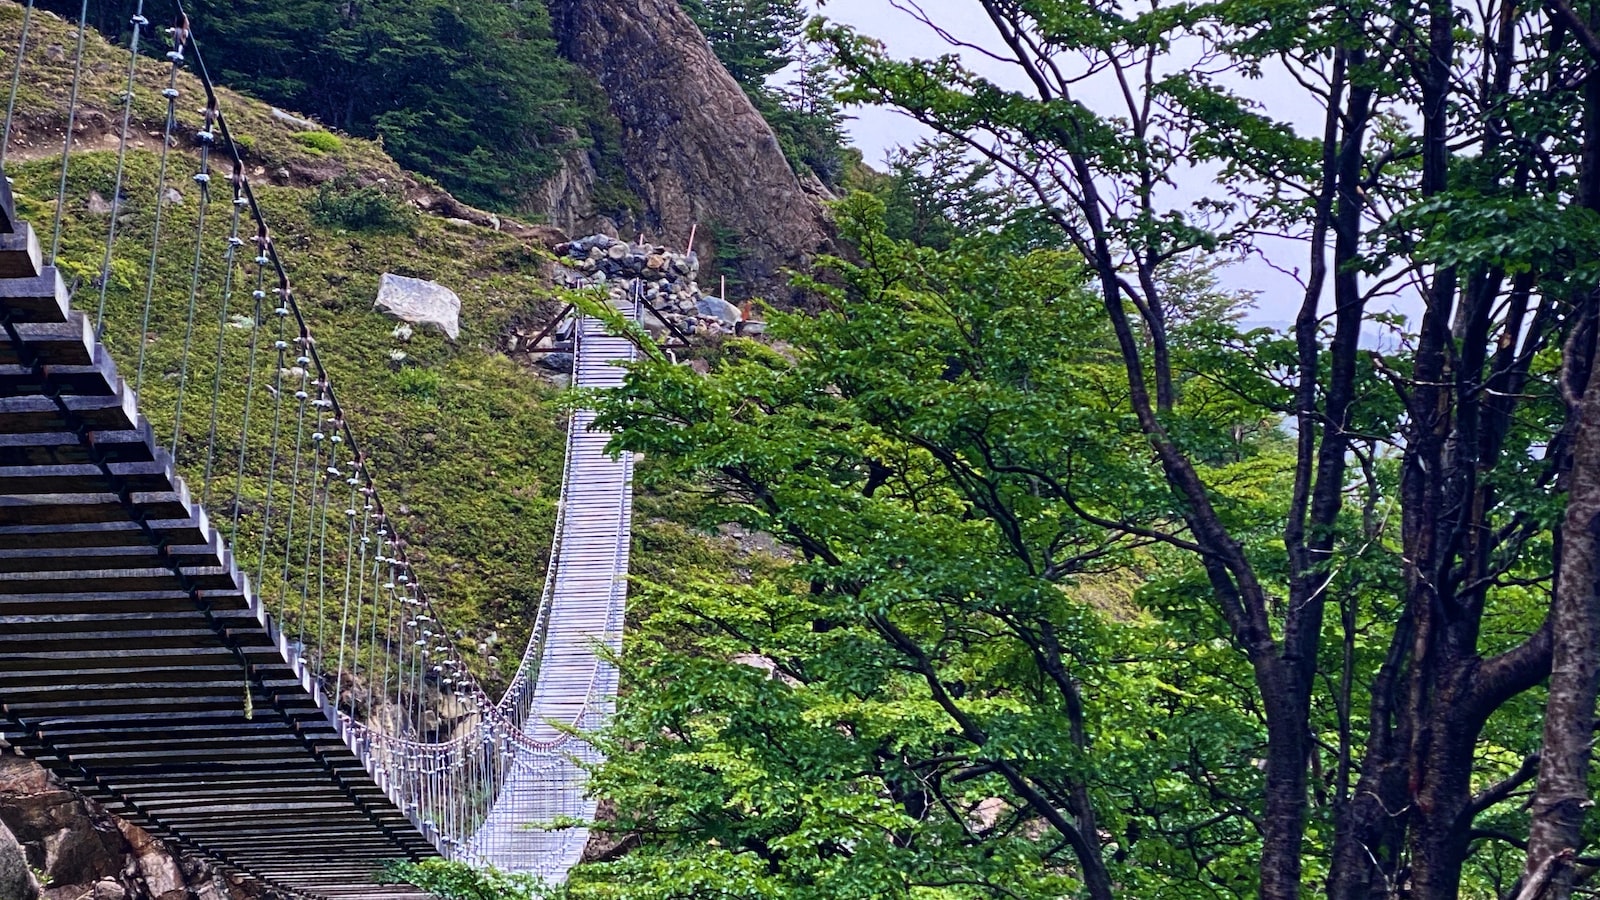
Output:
left=1261, top=698, right=1312, bottom=900
left=1328, top=746, right=1410, bottom=900
left=1406, top=664, right=1482, bottom=900
left=1520, top=327, right=1600, bottom=900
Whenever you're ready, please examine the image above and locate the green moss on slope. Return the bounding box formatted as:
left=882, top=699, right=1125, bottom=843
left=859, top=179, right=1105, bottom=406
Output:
left=10, top=147, right=565, bottom=693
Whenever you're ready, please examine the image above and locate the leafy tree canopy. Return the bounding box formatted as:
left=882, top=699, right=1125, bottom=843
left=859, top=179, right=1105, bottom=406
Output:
left=568, top=195, right=1312, bottom=899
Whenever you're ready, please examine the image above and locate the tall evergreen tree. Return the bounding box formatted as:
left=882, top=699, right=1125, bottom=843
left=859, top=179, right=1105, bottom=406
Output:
left=679, top=0, right=806, bottom=86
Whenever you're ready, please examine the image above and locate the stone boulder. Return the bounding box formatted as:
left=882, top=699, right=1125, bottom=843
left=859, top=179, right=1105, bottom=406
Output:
left=0, top=819, right=38, bottom=900
left=269, top=107, right=320, bottom=131
left=696, top=296, right=741, bottom=328
left=0, top=757, right=265, bottom=900
left=374, top=274, right=461, bottom=341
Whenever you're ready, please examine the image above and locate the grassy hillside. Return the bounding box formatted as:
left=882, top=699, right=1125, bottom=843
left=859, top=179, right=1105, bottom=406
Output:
left=0, top=2, right=580, bottom=691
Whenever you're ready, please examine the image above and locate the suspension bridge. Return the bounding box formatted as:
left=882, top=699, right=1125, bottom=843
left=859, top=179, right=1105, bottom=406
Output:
left=0, top=2, right=641, bottom=896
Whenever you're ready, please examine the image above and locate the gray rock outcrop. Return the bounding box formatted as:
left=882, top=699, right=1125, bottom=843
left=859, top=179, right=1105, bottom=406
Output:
left=374, top=273, right=461, bottom=341
left=531, top=128, right=621, bottom=238
left=555, top=234, right=762, bottom=339
left=549, top=0, right=832, bottom=305
left=0, top=816, right=38, bottom=900
left=0, top=755, right=268, bottom=900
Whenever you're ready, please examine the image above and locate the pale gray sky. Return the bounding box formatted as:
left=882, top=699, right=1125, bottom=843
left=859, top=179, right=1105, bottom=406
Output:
left=804, top=1, right=1408, bottom=325
left=814, top=0, right=1010, bottom=164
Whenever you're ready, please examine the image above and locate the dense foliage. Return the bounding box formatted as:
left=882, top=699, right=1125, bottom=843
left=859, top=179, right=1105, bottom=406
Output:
left=565, top=0, right=1600, bottom=897
left=564, top=199, right=1302, bottom=900
left=39, top=0, right=596, bottom=212
left=387, top=860, right=550, bottom=900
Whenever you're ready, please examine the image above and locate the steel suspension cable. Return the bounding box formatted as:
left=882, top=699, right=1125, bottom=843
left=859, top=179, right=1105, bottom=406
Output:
left=255, top=286, right=289, bottom=605
left=311, top=409, right=340, bottom=661
left=336, top=473, right=370, bottom=714
left=1, top=0, right=34, bottom=171
left=169, top=96, right=214, bottom=462
left=362, top=500, right=383, bottom=716
left=133, top=18, right=190, bottom=396
left=281, top=359, right=312, bottom=633
left=94, top=0, right=146, bottom=333
left=48, top=0, right=89, bottom=264
left=202, top=166, right=247, bottom=508
left=231, top=230, right=271, bottom=546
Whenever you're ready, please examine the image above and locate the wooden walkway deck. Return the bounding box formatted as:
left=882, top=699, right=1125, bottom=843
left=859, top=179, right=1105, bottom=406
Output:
left=0, top=214, right=438, bottom=900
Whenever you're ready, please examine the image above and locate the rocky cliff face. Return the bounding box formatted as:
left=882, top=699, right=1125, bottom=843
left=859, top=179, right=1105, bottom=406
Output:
left=548, top=0, right=833, bottom=304
left=0, top=754, right=274, bottom=900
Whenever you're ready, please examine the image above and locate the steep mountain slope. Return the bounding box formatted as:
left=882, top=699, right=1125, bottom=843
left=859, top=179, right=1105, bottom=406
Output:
left=0, top=2, right=807, bottom=895
left=548, top=0, right=834, bottom=303
left=0, top=7, right=568, bottom=897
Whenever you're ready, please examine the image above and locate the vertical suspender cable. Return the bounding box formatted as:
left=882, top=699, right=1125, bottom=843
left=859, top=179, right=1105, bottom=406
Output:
left=49, top=0, right=88, bottom=264
left=94, top=0, right=145, bottom=334
left=203, top=165, right=246, bottom=508
left=170, top=93, right=213, bottom=462
left=0, top=0, right=34, bottom=171
left=133, top=16, right=187, bottom=397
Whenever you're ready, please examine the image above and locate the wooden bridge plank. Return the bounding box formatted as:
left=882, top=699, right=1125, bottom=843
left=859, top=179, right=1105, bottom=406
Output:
left=0, top=312, right=95, bottom=366
left=0, top=542, right=221, bottom=573
left=0, top=225, right=44, bottom=280
left=0, top=358, right=120, bottom=396
left=0, top=265, right=68, bottom=323
left=0, top=469, right=169, bottom=495
left=0, top=518, right=211, bottom=550
left=0, top=569, right=239, bottom=594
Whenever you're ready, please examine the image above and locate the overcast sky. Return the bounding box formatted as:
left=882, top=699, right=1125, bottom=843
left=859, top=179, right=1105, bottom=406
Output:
left=813, top=0, right=1003, bottom=164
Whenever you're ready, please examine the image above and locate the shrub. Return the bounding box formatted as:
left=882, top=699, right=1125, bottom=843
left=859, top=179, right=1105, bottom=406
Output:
left=392, top=366, right=443, bottom=402
left=385, top=859, right=550, bottom=900
left=292, top=130, right=343, bottom=154
left=309, top=175, right=417, bottom=233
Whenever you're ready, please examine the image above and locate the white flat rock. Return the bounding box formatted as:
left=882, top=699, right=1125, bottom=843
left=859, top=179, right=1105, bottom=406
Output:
left=374, top=273, right=460, bottom=341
